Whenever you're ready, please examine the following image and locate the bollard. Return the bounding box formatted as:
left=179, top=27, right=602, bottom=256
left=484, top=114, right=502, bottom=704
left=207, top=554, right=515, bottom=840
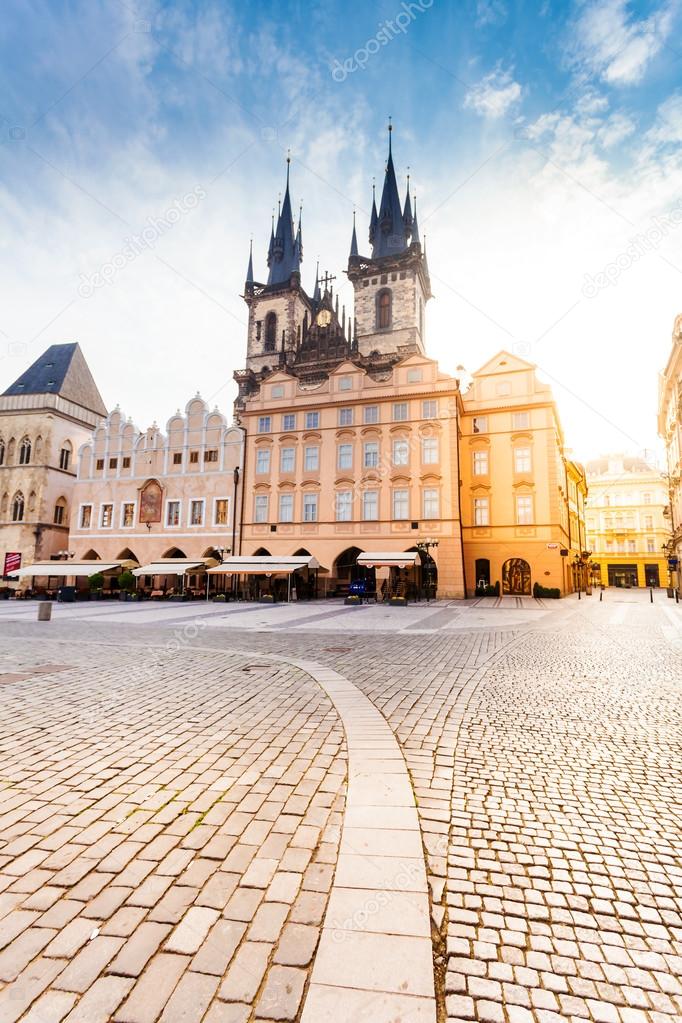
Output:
left=600, top=590, right=603, bottom=602
left=677, top=590, right=679, bottom=604
left=37, top=602, right=52, bottom=621
left=650, top=588, right=654, bottom=604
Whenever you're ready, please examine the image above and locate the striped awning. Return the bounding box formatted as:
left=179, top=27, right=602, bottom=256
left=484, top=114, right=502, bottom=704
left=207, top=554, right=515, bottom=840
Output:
left=132, top=560, right=205, bottom=577
left=9, top=561, right=120, bottom=578
left=356, top=552, right=421, bottom=568
left=208, top=555, right=320, bottom=575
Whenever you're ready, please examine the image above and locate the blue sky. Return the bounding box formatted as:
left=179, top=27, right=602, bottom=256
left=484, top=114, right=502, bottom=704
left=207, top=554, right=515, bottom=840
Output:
left=2, top=0, right=682, bottom=458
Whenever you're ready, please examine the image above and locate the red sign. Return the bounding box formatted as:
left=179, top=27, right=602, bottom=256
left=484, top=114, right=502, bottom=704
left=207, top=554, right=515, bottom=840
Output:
left=4, top=552, right=21, bottom=576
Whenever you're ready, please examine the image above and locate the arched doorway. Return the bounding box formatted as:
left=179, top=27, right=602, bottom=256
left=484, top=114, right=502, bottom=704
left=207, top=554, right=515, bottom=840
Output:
left=502, top=558, right=531, bottom=595
left=475, top=558, right=491, bottom=593
left=292, top=548, right=315, bottom=600
left=83, top=549, right=100, bottom=560
left=334, top=546, right=363, bottom=582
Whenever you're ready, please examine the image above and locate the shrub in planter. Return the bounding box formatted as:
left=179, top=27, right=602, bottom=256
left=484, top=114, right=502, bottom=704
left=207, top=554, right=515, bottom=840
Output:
left=533, top=582, right=561, bottom=599
left=88, top=572, right=104, bottom=596
left=212, top=593, right=227, bottom=602
left=344, top=594, right=362, bottom=605
left=118, top=570, right=136, bottom=592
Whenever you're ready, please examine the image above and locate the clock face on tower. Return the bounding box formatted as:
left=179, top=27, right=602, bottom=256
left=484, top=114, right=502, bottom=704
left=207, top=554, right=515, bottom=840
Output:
left=316, top=309, right=332, bottom=327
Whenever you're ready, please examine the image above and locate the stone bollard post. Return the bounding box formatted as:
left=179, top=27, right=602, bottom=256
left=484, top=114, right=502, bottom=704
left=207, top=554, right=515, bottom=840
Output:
left=38, top=602, right=52, bottom=622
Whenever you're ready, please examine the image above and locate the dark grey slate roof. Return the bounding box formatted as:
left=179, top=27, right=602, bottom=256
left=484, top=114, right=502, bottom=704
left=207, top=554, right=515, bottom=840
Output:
left=2, top=342, right=107, bottom=417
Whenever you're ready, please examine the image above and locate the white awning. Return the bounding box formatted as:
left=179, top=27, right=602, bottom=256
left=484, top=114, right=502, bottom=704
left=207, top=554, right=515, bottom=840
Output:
left=9, top=561, right=120, bottom=579
left=356, top=551, right=421, bottom=568
left=133, top=560, right=205, bottom=577
left=208, top=555, right=320, bottom=576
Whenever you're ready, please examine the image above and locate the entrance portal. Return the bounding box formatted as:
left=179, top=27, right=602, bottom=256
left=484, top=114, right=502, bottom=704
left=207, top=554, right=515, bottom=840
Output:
left=502, top=558, right=531, bottom=595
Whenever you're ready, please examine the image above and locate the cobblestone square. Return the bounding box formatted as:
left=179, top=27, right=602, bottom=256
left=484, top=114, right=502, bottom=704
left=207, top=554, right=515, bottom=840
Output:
left=0, top=591, right=680, bottom=1022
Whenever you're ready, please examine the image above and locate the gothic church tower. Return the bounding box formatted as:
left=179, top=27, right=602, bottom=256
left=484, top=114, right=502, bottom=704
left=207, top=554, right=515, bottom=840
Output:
left=347, top=123, right=431, bottom=357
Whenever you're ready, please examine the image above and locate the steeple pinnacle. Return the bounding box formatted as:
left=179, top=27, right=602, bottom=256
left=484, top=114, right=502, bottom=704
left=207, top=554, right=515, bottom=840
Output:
left=369, top=178, right=378, bottom=246
left=267, top=155, right=301, bottom=286
left=372, top=119, right=410, bottom=259
left=349, top=210, right=358, bottom=258
left=246, top=238, right=254, bottom=286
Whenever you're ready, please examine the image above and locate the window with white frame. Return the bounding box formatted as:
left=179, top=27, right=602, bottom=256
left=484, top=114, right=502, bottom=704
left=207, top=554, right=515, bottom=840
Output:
left=303, top=492, right=318, bottom=522
left=258, top=416, right=271, bottom=433
left=392, top=439, right=409, bottom=466
left=392, top=488, right=409, bottom=520
left=305, top=411, right=320, bottom=429
left=304, top=446, right=319, bottom=471
left=645, top=515, right=653, bottom=529
left=80, top=505, right=92, bottom=529
left=339, top=376, right=352, bottom=390
left=473, top=416, right=487, bottom=434
left=407, top=368, right=422, bottom=383
left=496, top=381, right=512, bottom=396
left=516, top=494, right=533, bottom=524
left=271, top=385, right=284, bottom=398
left=190, top=500, right=204, bottom=526
left=647, top=537, right=655, bottom=552
left=335, top=490, right=352, bottom=521
left=337, top=443, right=353, bottom=470
left=338, top=407, right=353, bottom=426
left=362, top=490, right=379, bottom=520
left=256, top=448, right=271, bottom=474
left=363, top=405, right=379, bottom=424
left=473, top=450, right=488, bottom=475
left=642, top=492, right=652, bottom=505
left=423, top=488, right=439, bottom=518
left=215, top=498, right=229, bottom=526
left=282, top=413, right=296, bottom=431
left=280, top=447, right=295, bottom=472
left=279, top=493, right=294, bottom=522
left=422, top=399, right=438, bottom=419
left=393, top=402, right=408, bottom=422
left=254, top=494, right=269, bottom=523
left=121, top=502, right=135, bottom=527
left=364, top=441, right=379, bottom=468
left=100, top=504, right=113, bottom=528
left=474, top=497, right=489, bottom=526
left=422, top=437, right=438, bottom=464
left=514, top=447, right=532, bottom=473
left=512, top=411, right=530, bottom=430
left=167, top=501, right=180, bottom=526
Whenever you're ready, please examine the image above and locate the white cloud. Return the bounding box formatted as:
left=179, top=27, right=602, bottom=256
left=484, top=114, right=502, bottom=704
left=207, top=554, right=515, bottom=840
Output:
left=475, top=0, right=507, bottom=28
left=571, top=0, right=676, bottom=85
left=464, top=66, right=522, bottom=119
left=645, top=92, right=682, bottom=146
left=598, top=111, right=636, bottom=147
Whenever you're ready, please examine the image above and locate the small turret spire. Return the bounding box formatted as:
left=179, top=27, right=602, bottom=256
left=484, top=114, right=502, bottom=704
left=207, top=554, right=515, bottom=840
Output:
left=313, top=260, right=320, bottom=302
left=411, top=194, right=420, bottom=244
left=349, top=209, right=358, bottom=258
left=246, top=237, right=254, bottom=285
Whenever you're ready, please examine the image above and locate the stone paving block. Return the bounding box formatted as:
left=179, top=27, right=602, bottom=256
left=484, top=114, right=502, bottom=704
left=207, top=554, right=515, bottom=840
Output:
left=53, top=934, right=124, bottom=992
left=255, top=964, right=307, bottom=1020
left=166, top=905, right=220, bottom=954
left=113, top=952, right=189, bottom=1023
left=190, top=918, right=246, bottom=975
left=108, top=921, right=171, bottom=977
left=62, top=974, right=135, bottom=1022
left=300, top=983, right=437, bottom=1021
left=20, top=989, right=78, bottom=1022
left=219, top=941, right=271, bottom=1002
left=312, top=929, right=435, bottom=996
left=159, top=969, right=219, bottom=1021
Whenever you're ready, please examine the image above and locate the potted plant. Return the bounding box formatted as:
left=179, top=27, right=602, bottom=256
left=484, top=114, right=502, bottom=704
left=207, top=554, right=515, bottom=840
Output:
left=117, top=570, right=136, bottom=601
left=88, top=572, right=105, bottom=599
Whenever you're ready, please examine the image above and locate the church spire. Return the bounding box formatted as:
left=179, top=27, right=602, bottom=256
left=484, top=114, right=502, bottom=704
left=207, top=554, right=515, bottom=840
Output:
left=372, top=118, right=409, bottom=259
left=349, top=210, right=358, bottom=258
left=312, top=261, right=320, bottom=303
left=369, top=179, right=378, bottom=246
left=411, top=194, right=420, bottom=245
left=245, top=238, right=254, bottom=286
left=267, top=154, right=301, bottom=286
left=403, top=170, right=413, bottom=233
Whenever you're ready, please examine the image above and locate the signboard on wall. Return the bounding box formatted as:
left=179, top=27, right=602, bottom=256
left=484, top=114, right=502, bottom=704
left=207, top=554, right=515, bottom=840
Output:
left=3, top=552, right=21, bottom=577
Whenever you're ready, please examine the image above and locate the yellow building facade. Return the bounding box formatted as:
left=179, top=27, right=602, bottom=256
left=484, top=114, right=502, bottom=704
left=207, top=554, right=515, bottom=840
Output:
left=585, top=454, right=670, bottom=589
left=460, top=352, right=587, bottom=596
left=658, top=312, right=682, bottom=588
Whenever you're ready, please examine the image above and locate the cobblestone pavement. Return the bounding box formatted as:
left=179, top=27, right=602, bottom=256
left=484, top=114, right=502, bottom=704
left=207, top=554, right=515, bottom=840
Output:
left=0, top=591, right=680, bottom=1021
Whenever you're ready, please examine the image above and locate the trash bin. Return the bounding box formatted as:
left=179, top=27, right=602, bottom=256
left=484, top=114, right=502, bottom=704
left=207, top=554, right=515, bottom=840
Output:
left=38, top=602, right=52, bottom=621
